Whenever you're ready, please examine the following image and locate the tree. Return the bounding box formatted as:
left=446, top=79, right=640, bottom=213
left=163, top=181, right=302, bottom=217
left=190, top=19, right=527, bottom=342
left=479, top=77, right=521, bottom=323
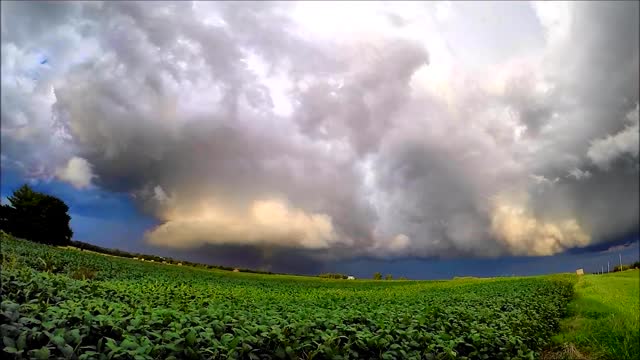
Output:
left=0, top=184, right=72, bottom=246
left=385, top=274, right=393, bottom=280
left=373, top=272, right=382, bottom=280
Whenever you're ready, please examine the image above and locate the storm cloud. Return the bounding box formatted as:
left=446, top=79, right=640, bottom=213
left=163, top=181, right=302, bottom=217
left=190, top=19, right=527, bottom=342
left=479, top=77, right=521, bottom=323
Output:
left=1, top=1, right=638, bottom=262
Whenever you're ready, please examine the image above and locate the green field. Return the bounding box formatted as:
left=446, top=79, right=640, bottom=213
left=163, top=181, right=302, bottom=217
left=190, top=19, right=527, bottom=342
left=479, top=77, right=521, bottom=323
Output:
left=0, top=233, right=584, bottom=359
left=548, top=269, right=640, bottom=360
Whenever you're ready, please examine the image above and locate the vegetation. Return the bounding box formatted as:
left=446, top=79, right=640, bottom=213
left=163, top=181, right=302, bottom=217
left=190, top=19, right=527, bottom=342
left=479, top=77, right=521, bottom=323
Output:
left=373, top=272, right=382, bottom=280
left=548, top=269, right=639, bottom=360
left=385, top=274, right=393, bottom=281
left=1, top=233, right=577, bottom=359
left=0, top=185, right=72, bottom=246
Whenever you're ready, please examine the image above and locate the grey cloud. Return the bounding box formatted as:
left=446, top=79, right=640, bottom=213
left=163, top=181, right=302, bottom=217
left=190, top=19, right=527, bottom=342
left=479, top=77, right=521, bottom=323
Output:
left=0, top=1, right=82, bottom=46
left=587, top=105, right=639, bottom=170
left=153, top=243, right=328, bottom=275
left=521, top=1, right=639, bottom=246
left=1, top=1, right=638, bottom=263
left=291, top=38, right=428, bottom=156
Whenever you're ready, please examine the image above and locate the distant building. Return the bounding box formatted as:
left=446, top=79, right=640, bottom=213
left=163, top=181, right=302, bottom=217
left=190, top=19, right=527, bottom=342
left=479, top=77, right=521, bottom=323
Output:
left=347, top=276, right=356, bottom=280
left=233, top=268, right=240, bottom=272
left=177, top=263, right=182, bottom=266
left=576, top=268, right=584, bottom=275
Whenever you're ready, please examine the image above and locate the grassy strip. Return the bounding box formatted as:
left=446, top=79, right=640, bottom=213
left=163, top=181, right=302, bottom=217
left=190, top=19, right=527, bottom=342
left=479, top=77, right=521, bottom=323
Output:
left=545, top=269, right=639, bottom=359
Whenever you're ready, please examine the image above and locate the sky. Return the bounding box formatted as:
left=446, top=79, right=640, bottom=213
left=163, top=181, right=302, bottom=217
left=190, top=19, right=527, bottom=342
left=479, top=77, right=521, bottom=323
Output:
left=1, top=1, right=639, bottom=279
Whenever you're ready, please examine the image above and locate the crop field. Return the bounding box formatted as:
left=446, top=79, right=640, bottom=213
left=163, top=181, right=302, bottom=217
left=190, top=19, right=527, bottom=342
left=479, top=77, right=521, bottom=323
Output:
left=1, top=233, right=575, bottom=360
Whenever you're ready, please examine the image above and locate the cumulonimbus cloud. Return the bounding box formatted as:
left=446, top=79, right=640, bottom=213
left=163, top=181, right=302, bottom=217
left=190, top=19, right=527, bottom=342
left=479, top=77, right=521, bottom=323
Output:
left=1, top=1, right=638, bottom=260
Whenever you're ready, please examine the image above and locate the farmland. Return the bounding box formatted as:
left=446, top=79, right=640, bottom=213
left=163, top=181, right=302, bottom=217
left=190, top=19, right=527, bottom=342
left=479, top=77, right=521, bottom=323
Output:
left=1, top=233, right=576, bottom=360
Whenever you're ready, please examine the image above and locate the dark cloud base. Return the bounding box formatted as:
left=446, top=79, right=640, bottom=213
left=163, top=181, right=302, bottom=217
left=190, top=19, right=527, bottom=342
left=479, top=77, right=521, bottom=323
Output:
left=149, top=243, right=327, bottom=276
left=564, top=230, right=640, bottom=255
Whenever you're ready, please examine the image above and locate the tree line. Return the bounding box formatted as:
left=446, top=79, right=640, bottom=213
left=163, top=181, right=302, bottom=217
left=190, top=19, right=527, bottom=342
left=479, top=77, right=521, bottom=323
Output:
left=373, top=272, right=408, bottom=280
left=613, top=261, right=640, bottom=272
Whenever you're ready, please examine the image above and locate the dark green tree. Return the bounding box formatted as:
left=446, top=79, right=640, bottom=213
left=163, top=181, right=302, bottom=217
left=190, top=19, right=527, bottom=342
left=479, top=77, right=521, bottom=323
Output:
left=385, top=274, right=393, bottom=280
left=0, top=184, right=72, bottom=245
left=373, top=272, right=382, bottom=280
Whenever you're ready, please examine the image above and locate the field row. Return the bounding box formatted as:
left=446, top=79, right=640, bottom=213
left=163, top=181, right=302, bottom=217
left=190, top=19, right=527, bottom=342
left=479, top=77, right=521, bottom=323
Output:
left=1, top=234, right=575, bottom=359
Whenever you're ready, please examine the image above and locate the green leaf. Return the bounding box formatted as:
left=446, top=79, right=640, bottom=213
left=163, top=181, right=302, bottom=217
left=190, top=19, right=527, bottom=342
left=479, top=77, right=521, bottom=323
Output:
left=3, top=336, right=16, bottom=349
left=33, top=346, right=51, bottom=360
left=165, top=343, right=181, bottom=352
left=121, top=338, right=138, bottom=350
left=105, top=340, right=119, bottom=353
left=16, top=332, right=27, bottom=350
left=51, top=335, right=65, bottom=347
left=185, top=330, right=197, bottom=346
left=60, top=343, right=74, bottom=358
left=130, top=317, right=142, bottom=327
left=4, top=346, right=19, bottom=354
left=68, top=328, right=81, bottom=344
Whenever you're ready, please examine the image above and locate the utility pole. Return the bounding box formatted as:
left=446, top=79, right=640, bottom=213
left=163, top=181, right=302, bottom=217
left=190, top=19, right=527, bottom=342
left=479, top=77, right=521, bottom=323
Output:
left=601, top=266, right=604, bottom=275
left=620, top=253, right=623, bottom=272
left=608, top=261, right=610, bottom=273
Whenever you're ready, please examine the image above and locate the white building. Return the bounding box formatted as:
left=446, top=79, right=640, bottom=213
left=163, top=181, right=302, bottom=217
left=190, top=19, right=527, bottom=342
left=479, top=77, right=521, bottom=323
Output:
left=347, top=276, right=356, bottom=280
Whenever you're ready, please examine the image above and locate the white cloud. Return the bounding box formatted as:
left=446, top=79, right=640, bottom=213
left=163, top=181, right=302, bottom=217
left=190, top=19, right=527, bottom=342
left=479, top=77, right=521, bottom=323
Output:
left=587, top=105, right=639, bottom=170
left=153, top=185, right=170, bottom=202
left=531, top=1, right=571, bottom=46
left=145, top=198, right=339, bottom=249
left=530, top=174, right=559, bottom=186
left=567, top=168, right=591, bottom=181
left=435, top=1, right=454, bottom=23
left=390, top=234, right=411, bottom=250
left=490, top=194, right=590, bottom=256
left=54, top=156, right=95, bottom=189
